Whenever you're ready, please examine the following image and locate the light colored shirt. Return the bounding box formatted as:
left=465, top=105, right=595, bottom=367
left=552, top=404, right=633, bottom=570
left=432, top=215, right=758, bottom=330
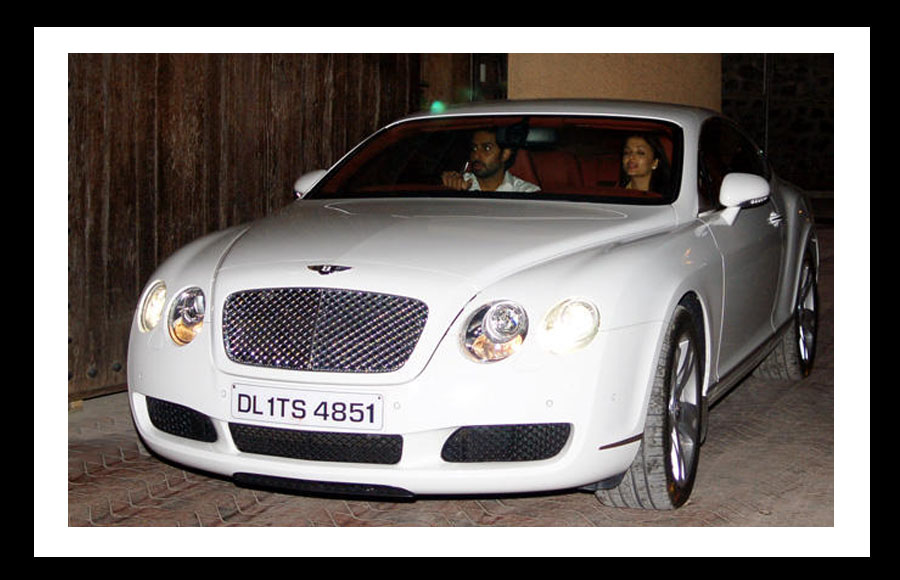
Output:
left=464, top=171, right=541, bottom=193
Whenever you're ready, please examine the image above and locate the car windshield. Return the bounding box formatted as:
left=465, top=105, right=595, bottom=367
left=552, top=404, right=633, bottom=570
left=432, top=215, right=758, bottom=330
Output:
left=309, top=115, right=683, bottom=205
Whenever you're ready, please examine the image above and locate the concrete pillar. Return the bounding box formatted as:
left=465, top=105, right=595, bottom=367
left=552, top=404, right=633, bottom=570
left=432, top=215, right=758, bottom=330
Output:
left=508, top=54, right=722, bottom=112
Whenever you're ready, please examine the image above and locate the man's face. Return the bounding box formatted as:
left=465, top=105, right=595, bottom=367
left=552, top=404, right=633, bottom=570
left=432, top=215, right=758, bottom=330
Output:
left=469, top=130, right=510, bottom=179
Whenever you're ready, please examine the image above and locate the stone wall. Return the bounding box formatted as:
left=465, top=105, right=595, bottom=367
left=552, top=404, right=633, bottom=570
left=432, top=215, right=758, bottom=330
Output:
left=722, top=54, right=834, bottom=193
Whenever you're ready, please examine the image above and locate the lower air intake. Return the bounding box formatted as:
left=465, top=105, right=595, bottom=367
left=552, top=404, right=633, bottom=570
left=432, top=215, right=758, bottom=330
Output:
left=229, top=423, right=403, bottom=465
left=441, top=423, right=571, bottom=463
left=146, top=397, right=217, bottom=443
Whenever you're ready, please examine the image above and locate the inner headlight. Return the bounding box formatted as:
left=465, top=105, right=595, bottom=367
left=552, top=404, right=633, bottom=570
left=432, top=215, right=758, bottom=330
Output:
left=168, top=287, right=206, bottom=345
left=138, top=281, right=167, bottom=333
left=541, top=298, right=600, bottom=353
left=463, top=300, right=528, bottom=362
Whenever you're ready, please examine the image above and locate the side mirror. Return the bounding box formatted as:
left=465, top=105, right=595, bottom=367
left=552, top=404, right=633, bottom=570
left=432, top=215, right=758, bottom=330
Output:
left=293, top=169, right=328, bottom=199
left=718, top=173, right=770, bottom=225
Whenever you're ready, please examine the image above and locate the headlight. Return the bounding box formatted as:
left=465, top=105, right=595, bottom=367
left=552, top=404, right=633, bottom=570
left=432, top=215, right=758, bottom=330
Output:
left=138, top=281, right=167, bottom=332
left=168, top=287, right=206, bottom=345
left=541, top=298, right=600, bottom=353
left=463, top=300, right=528, bottom=362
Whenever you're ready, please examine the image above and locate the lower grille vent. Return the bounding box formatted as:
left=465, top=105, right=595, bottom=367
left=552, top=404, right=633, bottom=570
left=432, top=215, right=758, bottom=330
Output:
left=229, top=423, right=403, bottom=465
left=146, top=397, right=218, bottom=443
left=441, top=423, right=571, bottom=463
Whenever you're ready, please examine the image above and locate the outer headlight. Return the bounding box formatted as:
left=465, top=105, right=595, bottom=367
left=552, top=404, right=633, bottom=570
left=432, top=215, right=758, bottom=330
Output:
left=168, top=287, right=206, bottom=345
left=463, top=300, right=528, bottom=362
left=541, top=298, right=600, bottom=354
left=138, top=281, right=167, bottom=333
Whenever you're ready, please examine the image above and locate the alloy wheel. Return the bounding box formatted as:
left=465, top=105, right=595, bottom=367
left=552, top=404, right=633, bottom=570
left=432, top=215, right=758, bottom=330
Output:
left=796, top=257, right=818, bottom=374
left=668, top=335, right=700, bottom=489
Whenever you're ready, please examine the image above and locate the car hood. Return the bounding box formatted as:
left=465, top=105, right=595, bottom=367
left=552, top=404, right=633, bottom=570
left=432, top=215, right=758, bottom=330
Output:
left=218, top=197, right=675, bottom=287
left=212, top=197, right=675, bottom=383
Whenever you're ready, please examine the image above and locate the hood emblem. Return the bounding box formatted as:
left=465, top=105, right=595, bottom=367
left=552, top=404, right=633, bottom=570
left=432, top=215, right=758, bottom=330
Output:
left=308, top=264, right=352, bottom=275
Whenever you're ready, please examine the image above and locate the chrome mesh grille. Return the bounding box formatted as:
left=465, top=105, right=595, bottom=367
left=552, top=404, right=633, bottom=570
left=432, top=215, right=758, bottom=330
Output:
left=222, top=288, right=428, bottom=373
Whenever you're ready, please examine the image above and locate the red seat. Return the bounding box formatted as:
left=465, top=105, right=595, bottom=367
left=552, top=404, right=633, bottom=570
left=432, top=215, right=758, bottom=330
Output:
left=508, top=150, right=539, bottom=185
left=512, top=151, right=625, bottom=190
left=581, top=154, right=621, bottom=187
left=530, top=151, right=583, bottom=188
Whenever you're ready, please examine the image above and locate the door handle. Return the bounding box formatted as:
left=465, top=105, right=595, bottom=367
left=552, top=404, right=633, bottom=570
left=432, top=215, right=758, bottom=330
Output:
left=767, top=211, right=783, bottom=227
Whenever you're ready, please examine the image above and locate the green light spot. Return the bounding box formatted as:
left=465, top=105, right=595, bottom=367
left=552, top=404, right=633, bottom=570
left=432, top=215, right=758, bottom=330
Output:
left=430, top=100, right=446, bottom=114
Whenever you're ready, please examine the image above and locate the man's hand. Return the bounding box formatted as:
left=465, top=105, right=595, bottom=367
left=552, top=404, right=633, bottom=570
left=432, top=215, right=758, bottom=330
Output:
left=441, top=171, right=473, bottom=191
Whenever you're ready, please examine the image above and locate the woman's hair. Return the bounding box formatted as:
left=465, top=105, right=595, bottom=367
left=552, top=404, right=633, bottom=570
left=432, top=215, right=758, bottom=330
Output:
left=619, top=133, right=672, bottom=195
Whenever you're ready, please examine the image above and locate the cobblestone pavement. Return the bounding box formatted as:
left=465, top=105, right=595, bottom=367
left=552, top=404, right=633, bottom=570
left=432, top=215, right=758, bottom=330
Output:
left=56, top=225, right=867, bottom=555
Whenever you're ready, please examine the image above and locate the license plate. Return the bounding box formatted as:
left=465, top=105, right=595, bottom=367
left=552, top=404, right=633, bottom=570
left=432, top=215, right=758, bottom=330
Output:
left=231, top=384, right=383, bottom=430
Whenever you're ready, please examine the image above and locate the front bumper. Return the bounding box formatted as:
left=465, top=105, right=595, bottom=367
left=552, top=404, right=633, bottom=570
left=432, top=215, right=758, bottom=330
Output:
left=128, top=318, right=663, bottom=497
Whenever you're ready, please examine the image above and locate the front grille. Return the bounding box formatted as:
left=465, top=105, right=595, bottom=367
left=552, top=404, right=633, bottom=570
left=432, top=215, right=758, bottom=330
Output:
left=222, top=288, right=428, bottom=373
left=146, top=397, right=218, bottom=443
left=229, top=423, right=403, bottom=465
left=441, top=423, right=572, bottom=463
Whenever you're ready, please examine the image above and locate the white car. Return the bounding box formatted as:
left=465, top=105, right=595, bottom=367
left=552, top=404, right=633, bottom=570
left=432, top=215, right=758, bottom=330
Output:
left=127, top=99, right=819, bottom=510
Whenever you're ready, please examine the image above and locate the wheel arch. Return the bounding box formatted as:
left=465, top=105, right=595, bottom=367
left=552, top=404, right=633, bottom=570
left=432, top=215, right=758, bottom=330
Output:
left=677, top=291, right=710, bottom=395
left=595, top=287, right=709, bottom=509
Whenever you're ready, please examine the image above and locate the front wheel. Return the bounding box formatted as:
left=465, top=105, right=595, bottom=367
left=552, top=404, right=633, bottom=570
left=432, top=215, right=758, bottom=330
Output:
left=596, top=304, right=703, bottom=510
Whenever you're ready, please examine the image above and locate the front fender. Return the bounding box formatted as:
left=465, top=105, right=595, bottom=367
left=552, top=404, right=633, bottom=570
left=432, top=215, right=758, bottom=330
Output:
left=459, top=219, right=722, bottom=396
left=127, top=225, right=251, bottom=414
left=473, top=221, right=719, bottom=327
left=141, top=225, right=251, bottom=296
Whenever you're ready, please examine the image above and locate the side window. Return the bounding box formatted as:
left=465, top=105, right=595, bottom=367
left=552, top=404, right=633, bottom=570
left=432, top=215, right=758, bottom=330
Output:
left=728, top=126, right=769, bottom=179
left=697, top=118, right=769, bottom=213
left=698, top=119, right=725, bottom=212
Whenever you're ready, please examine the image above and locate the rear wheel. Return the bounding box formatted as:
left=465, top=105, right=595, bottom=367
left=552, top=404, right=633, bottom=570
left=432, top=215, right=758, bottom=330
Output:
left=596, top=304, right=702, bottom=510
left=754, top=244, right=818, bottom=380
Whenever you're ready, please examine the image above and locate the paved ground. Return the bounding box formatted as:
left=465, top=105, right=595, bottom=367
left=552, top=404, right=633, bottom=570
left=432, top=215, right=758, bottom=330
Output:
left=56, top=220, right=867, bottom=555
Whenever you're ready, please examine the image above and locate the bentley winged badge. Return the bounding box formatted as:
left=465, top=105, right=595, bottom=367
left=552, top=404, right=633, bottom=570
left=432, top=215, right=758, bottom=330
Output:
left=307, top=264, right=352, bottom=275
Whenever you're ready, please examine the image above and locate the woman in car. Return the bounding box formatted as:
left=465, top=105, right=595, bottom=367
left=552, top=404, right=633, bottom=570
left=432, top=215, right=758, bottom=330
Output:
left=620, top=134, right=671, bottom=195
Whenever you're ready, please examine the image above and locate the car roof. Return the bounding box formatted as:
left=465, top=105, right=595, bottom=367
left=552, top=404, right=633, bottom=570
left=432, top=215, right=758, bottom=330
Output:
left=396, top=99, right=719, bottom=129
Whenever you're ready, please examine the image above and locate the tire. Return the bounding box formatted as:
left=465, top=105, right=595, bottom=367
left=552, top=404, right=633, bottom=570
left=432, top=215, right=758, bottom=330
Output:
left=596, top=304, right=703, bottom=510
left=753, top=244, right=818, bottom=381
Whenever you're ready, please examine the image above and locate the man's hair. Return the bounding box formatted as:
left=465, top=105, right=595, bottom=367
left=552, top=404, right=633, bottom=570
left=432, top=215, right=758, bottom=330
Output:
left=494, top=120, right=530, bottom=170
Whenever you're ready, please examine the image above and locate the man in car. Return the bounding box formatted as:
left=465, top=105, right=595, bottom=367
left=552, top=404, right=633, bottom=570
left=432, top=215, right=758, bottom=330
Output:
left=441, top=128, right=540, bottom=192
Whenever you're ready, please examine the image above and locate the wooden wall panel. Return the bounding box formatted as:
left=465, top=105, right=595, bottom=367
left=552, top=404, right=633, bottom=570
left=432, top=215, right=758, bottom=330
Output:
left=68, top=53, right=421, bottom=400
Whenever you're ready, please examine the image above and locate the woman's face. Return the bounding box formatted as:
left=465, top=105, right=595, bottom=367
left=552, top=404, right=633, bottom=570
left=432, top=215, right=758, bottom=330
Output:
left=622, top=137, right=658, bottom=180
